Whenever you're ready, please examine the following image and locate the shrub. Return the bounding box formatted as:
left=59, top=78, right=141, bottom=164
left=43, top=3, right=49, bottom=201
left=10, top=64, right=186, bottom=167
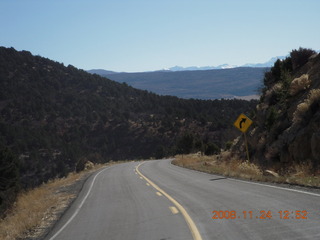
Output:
left=0, top=147, right=20, bottom=217
left=84, top=161, right=94, bottom=170
left=270, top=59, right=282, bottom=82
left=225, top=141, right=233, bottom=150
left=281, top=57, right=293, bottom=72
left=266, top=106, right=278, bottom=130
left=293, top=89, right=320, bottom=123
left=290, top=47, right=316, bottom=70
left=289, top=74, right=311, bottom=96
left=263, top=57, right=293, bottom=87
left=308, top=89, right=320, bottom=103
left=75, top=157, right=87, bottom=172
left=280, top=69, right=292, bottom=92
left=204, top=142, right=220, bottom=155
left=176, top=132, right=195, bottom=154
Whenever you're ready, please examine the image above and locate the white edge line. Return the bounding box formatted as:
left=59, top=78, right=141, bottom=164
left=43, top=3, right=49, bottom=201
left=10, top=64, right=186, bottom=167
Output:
left=170, top=161, right=320, bottom=197
left=230, top=178, right=320, bottom=197
left=48, top=166, right=111, bottom=240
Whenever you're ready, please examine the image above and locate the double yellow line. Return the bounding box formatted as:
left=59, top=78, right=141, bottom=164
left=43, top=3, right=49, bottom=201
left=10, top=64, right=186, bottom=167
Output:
left=136, top=162, right=203, bottom=240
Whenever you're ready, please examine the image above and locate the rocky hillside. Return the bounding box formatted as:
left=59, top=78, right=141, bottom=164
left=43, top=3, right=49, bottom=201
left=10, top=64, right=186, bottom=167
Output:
left=233, top=48, right=320, bottom=174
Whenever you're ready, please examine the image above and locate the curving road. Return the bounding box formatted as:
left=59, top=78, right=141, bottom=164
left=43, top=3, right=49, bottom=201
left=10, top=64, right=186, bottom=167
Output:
left=45, top=160, right=320, bottom=240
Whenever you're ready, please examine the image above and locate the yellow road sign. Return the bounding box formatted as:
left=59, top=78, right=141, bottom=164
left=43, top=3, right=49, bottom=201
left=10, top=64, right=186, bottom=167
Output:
left=234, top=113, right=253, bottom=133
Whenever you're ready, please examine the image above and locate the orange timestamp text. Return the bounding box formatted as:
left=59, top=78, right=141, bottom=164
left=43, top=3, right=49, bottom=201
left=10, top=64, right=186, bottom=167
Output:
left=212, top=210, right=308, bottom=220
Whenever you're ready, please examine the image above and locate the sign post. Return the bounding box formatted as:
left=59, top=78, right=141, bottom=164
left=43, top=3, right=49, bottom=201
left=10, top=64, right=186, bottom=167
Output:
left=233, top=113, right=253, bottom=161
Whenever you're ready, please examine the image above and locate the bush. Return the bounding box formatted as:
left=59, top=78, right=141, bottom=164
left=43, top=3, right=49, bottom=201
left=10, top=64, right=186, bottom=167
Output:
left=75, top=157, right=87, bottom=172
left=176, top=133, right=195, bottom=154
left=290, top=47, right=316, bottom=70
left=266, top=106, right=278, bottom=130
left=289, top=74, right=311, bottom=96
left=263, top=59, right=282, bottom=86
left=0, top=147, right=20, bottom=217
left=225, top=141, right=233, bottom=150
left=263, top=58, right=293, bottom=87
left=293, top=89, right=320, bottom=123
left=204, top=142, right=220, bottom=155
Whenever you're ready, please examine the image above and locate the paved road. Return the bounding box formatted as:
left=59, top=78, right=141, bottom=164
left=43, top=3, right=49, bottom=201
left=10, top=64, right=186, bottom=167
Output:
left=45, top=160, right=320, bottom=240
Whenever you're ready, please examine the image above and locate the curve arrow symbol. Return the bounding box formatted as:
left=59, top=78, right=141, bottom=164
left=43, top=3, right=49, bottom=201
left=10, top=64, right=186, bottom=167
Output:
left=239, top=118, right=246, bottom=129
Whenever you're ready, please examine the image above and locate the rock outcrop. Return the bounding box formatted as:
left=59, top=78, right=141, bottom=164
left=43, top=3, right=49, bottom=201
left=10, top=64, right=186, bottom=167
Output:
left=233, top=48, right=320, bottom=173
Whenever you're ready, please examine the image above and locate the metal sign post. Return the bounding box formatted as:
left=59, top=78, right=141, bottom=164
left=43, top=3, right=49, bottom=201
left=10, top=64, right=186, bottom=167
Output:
left=243, top=132, right=250, bottom=162
left=234, top=113, right=253, bottom=162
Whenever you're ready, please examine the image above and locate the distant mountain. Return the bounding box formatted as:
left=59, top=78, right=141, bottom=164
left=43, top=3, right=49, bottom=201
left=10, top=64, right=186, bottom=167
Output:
left=93, top=67, right=267, bottom=100
left=88, top=57, right=288, bottom=100
left=87, top=56, right=286, bottom=74
left=160, top=56, right=286, bottom=71
left=87, top=56, right=285, bottom=75
left=242, top=56, right=287, bottom=68
left=87, top=69, right=119, bottom=75
left=166, top=64, right=238, bottom=71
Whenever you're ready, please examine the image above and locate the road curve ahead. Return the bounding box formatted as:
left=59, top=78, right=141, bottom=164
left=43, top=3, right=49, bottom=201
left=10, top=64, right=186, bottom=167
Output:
left=45, top=160, right=320, bottom=240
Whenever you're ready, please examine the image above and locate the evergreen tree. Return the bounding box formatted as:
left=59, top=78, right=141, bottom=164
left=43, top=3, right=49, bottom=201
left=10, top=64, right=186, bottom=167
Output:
left=0, top=146, right=20, bottom=216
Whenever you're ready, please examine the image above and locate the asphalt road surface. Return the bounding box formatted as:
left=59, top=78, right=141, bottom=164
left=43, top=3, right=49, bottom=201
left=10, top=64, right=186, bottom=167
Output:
left=45, top=160, right=320, bottom=240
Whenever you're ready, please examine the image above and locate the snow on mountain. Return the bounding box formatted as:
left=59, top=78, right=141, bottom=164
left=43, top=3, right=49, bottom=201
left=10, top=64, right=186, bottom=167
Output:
left=165, top=56, right=286, bottom=72
left=217, top=64, right=238, bottom=69
left=242, top=56, right=287, bottom=68
left=168, top=66, right=214, bottom=71
left=88, top=55, right=290, bottom=74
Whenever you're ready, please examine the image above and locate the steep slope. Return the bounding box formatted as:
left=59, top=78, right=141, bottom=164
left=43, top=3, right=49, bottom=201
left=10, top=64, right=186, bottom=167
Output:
left=233, top=48, right=320, bottom=174
left=0, top=46, right=257, bottom=202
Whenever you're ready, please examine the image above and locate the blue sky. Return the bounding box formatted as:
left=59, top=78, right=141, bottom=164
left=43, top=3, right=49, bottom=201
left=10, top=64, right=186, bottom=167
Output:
left=1, top=0, right=320, bottom=72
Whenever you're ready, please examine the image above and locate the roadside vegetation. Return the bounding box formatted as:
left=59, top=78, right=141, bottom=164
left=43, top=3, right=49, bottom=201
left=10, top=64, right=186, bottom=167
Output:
left=247, top=48, right=320, bottom=172
left=0, top=47, right=256, bottom=216
left=1, top=46, right=320, bottom=238
left=0, top=162, right=107, bottom=240
left=172, top=47, right=320, bottom=188
left=172, top=152, right=320, bottom=187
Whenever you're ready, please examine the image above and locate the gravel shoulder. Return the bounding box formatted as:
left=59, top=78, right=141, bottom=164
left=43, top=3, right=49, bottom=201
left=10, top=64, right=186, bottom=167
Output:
left=22, top=168, right=102, bottom=240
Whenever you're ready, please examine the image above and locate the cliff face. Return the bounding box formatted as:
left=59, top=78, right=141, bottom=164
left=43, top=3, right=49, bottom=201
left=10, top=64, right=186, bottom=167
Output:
left=233, top=48, right=320, bottom=174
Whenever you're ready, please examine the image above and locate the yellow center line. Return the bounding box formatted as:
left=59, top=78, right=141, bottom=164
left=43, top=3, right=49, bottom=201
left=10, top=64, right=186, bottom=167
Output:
left=156, top=192, right=162, bottom=196
left=146, top=183, right=150, bottom=186
left=169, top=206, right=179, bottom=214
left=136, top=162, right=203, bottom=240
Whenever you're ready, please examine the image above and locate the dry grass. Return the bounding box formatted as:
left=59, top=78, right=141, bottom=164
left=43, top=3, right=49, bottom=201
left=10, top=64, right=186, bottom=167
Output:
left=282, top=161, right=320, bottom=187
left=173, top=152, right=320, bottom=187
left=264, top=83, right=282, bottom=104
left=289, top=74, right=311, bottom=96
left=293, top=89, right=320, bottom=123
left=173, top=152, right=263, bottom=181
left=0, top=163, right=107, bottom=240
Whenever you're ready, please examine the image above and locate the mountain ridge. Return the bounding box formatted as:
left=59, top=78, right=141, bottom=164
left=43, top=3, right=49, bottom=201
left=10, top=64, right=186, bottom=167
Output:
left=90, top=67, right=267, bottom=100
left=0, top=46, right=257, bottom=215
left=88, top=56, right=286, bottom=74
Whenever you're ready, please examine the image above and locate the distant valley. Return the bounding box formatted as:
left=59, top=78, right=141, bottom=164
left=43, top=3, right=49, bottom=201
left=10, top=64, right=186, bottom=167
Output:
left=0, top=47, right=257, bottom=215
left=87, top=57, right=286, bottom=100
left=88, top=67, right=268, bottom=100
left=2, top=46, right=319, bottom=220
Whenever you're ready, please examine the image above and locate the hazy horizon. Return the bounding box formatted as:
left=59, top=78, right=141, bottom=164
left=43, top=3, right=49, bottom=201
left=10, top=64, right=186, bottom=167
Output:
left=1, top=0, right=320, bottom=72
